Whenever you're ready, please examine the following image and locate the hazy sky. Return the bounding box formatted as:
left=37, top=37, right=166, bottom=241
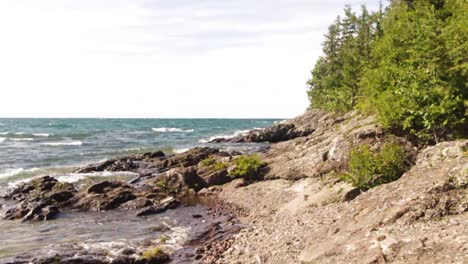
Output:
left=0, top=0, right=381, bottom=118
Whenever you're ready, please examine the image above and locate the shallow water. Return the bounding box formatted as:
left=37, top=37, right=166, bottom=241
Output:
left=0, top=205, right=211, bottom=262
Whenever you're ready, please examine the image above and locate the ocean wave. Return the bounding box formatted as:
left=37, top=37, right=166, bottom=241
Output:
left=0, top=132, right=51, bottom=138
left=9, top=138, right=35, bottom=141
left=152, top=127, right=194, bottom=133
left=0, top=137, right=5, bottom=143
left=0, top=167, right=40, bottom=180
left=33, top=133, right=50, bottom=137
left=273, top=120, right=287, bottom=124
left=199, top=129, right=252, bottom=143
left=174, top=148, right=189, bottom=154
left=55, top=171, right=138, bottom=183
left=5, top=170, right=138, bottom=188
left=41, top=141, right=83, bottom=146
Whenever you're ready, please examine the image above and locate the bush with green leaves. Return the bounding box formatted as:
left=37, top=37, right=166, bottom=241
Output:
left=230, top=154, right=265, bottom=180
left=200, top=156, right=228, bottom=171
left=213, top=161, right=228, bottom=171
left=140, top=246, right=169, bottom=263
left=341, top=142, right=410, bottom=190
left=200, top=157, right=216, bottom=167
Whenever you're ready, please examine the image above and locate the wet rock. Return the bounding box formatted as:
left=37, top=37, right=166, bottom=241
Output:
left=75, top=148, right=220, bottom=178
left=136, top=197, right=181, bottom=217
left=1, top=176, right=76, bottom=221
left=120, top=197, right=154, bottom=210
left=75, top=151, right=166, bottom=173
left=75, top=181, right=138, bottom=211
left=87, top=181, right=124, bottom=194
left=141, top=151, right=165, bottom=159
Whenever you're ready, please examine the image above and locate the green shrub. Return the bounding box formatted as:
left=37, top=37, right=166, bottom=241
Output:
left=341, top=142, right=410, bottom=190
left=213, top=161, right=228, bottom=171
left=200, top=157, right=216, bottom=166
left=155, top=179, right=167, bottom=189
left=231, top=154, right=265, bottom=180
left=141, top=247, right=169, bottom=262
left=200, top=156, right=228, bottom=171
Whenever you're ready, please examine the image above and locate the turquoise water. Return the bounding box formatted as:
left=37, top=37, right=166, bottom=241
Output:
left=0, top=118, right=280, bottom=188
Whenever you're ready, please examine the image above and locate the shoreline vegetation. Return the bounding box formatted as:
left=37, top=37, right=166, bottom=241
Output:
left=1, top=0, right=467, bottom=263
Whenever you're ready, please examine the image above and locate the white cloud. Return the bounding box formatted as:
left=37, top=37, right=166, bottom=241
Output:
left=0, top=0, right=382, bottom=118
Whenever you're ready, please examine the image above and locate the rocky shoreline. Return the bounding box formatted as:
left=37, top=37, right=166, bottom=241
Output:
left=1, top=109, right=467, bottom=263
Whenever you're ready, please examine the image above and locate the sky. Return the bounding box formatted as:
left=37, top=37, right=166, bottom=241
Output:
left=0, top=0, right=382, bottom=118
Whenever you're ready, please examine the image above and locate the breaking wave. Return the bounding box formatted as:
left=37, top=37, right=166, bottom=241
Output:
left=41, top=141, right=83, bottom=147
left=152, top=127, right=194, bottom=133
left=199, top=129, right=253, bottom=143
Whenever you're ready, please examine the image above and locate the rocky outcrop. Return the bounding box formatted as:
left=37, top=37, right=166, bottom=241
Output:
left=1, top=176, right=76, bottom=221
left=1, top=147, right=265, bottom=222
left=262, top=111, right=417, bottom=180
left=75, top=147, right=222, bottom=178
left=216, top=140, right=468, bottom=264
left=210, top=109, right=333, bottom=143
left=299, top=140, right=468, bottom=264
left=75, top=151, right=166, bottom=173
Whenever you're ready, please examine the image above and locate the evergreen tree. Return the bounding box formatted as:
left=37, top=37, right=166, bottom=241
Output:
left=361, top=0, right=467, bottom=142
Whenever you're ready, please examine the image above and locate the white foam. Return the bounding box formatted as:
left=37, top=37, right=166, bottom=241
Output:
left=0, top=167, right=40, bottom=180
left=0, top=137, right=5, bottom=143
left=0, top=168, right=25, bottom=179
left=274, top=120, right=287, bottom=124
left=41, top=141, right=83, bottom=146
left=14, top=132, right=26, bottom=135
left=9, top=138, right=34, bottom=141
left=55, top=171, right=138, bottom=183
left=174, top=148, right=189, bottom=154
left=164, top=226, right=191, bottom=251
left=0, top=132, right=8, bottom=135
left=33, top=133, right=50, bottom=137
left=199, top=129, right=253, bottom=143
left=152, top=127, right=194, bottom=133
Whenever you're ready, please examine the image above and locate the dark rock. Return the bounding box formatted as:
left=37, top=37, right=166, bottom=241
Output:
left=136, top=197, right=181, bottom=217
left=210, top=124, right=315, bottom=143
left=156, top=167, right=207, bottom=193
left=142, top=151, right=165, bottom=159
left=1, top=176, right=76, bottom=221
left=49, top=191, right=75, bottom=203
left=120, top=198, right=154, bottom=210
left=76, top=182, right=138, bottom=212
left=87, top=181, right=124, bottom=194
left=343, top=188, right=362, bottom=202
left=154, top=147, right=219, bottom=170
